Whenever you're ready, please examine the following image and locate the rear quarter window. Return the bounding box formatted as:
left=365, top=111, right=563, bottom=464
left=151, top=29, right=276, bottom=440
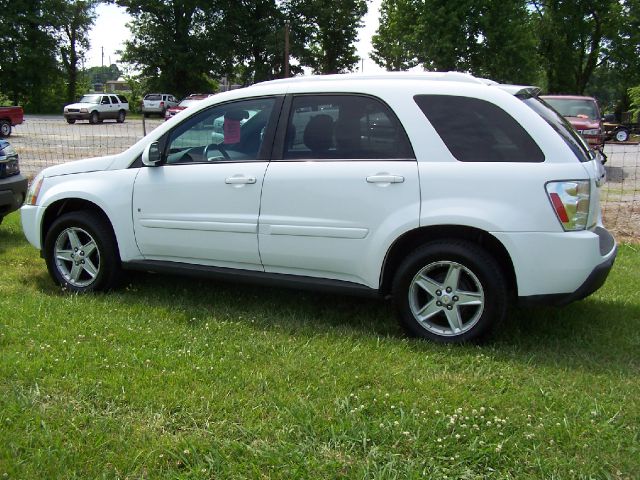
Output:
left=414, top=95, right=545, bottom=163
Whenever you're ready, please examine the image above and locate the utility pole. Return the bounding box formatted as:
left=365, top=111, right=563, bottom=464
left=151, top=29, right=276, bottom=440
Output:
left=101, top=46, right=104, bottom=67
left=284, top=20, right=290, bottom=78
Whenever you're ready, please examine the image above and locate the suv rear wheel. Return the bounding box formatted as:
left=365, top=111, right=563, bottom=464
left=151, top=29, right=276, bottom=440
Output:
left=117, top=110, right=126, bottom=123
left=44, top=211, right=122, bottom=293
left=615, top=128, right=629, bottom=142
left=392, top=240, right=508, bottom=343
left=0, top=121, right=11, bottom=137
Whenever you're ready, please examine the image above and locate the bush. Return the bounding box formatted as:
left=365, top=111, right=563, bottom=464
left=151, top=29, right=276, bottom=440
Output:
left=629, top=85, right=640, bottom=123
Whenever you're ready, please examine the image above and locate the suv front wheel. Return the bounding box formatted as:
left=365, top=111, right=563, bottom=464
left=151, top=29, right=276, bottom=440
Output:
left=392, top=240, right=508, bottom=343
left=44, top=211, right=122, bottom=293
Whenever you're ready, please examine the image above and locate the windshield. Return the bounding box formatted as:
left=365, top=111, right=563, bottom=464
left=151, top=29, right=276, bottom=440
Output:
left=543, top=98, right=598, bottom=120
left=523, top=97, right=591, bottom=162
left=79, top=95, right=100, bottom=104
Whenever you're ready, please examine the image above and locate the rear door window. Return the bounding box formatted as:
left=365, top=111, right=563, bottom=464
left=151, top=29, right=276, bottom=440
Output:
left=281, top=95, right=414, bottom=160
left=414, top=95, right=544, bottom=163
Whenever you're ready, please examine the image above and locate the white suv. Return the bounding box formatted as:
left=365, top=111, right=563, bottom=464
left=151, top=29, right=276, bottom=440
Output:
left=63, top=94, right=129, bottom=124
left=142, top=93, right=179, bottom=117
left=21, top=73, right=616, bottom=343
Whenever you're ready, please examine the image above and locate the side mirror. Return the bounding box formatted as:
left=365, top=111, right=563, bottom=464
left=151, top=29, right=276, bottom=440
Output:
left=142, top=141, right=162, bottom=166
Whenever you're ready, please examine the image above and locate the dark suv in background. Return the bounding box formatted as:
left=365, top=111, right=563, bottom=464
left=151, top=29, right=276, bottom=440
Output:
left=0, top=139, right=27, bottom=224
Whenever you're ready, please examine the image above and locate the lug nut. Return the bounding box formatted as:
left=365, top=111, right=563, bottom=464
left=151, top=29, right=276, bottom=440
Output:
left=436, top=301, right=442, bottom=306
left=453, top=296, right=459, bottom=301
left=446, top=287, right=452, bottom=293
left=436, top=290, right=442, bottom=296
left=446, top=305, right=453, bottom=310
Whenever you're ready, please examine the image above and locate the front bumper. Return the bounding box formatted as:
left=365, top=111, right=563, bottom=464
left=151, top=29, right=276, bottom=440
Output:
left=64, top=112, right=91, bottom=120
left=0, top=173, right=28, bottom=217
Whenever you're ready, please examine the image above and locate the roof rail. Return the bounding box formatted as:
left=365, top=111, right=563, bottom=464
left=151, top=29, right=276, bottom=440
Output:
left=254, top=71, right=489, bottom=87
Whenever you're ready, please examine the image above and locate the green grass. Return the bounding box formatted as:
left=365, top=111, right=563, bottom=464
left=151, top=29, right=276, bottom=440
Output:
left=1, top=212, right=639, bottom=479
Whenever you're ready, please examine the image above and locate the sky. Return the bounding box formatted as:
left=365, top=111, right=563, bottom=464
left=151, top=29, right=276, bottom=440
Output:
left=86, top=1, right=386, bottom=74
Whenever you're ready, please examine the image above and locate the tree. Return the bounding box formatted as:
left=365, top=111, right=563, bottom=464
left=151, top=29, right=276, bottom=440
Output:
left=287, top=0, right=368, bottom=74
left=531, top=0, right=624, bottom=94
left=116, top=0, right=221, bottom=97
left=371, top=0, right=539, bottom=85
left=59, top=1, right=96, bottom=104
left=218, top=0, right=288, bottom=84
left=0, top=0, right=61, bottom=109
left=0, top=0, right=95, bottom=111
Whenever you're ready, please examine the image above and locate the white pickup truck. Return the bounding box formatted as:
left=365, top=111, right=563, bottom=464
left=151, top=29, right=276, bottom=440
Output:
left=63, top=94, right=129, bottom=124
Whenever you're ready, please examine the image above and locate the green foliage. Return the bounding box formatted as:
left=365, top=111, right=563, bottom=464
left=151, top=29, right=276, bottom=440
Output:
left=116, top=0, right=229, bottom=97
left=0, top=0, right=96, bottom=112
left=629, top=85, right=640, bottom=122
left=372, top=0, right=540, bottom=85
left=59, top=0, right=96, bottom=104
left=287, top=0, right=368, bottom=74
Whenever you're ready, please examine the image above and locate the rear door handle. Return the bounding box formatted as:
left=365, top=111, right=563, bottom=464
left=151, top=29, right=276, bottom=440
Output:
left=225, top=176, right=256, bottom=184
left=366, top=175, right=405, bottom=184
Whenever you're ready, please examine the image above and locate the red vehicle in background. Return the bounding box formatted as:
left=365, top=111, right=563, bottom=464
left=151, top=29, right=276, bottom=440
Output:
left=540, top=95, right=605, bottom=152
left=164, top=94, right=215, bottom=121
left=0, top=106, right=24, bottom=137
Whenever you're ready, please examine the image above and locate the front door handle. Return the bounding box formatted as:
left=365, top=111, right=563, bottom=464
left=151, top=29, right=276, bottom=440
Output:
left=366, top=174, right=405, bottom=184
left=225, top=175, right=257, bottom=185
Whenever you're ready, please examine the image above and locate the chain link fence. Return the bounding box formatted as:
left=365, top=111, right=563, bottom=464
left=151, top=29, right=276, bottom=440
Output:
left=8, top=115, right=640, bottom=240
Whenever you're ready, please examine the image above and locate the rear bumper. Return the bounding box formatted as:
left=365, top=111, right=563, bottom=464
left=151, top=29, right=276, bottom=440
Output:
left=494, top=226, right=617, bottom=304
left=518, top=244, right=616, bottom=306
left=0, top=174, right=27, bottom=217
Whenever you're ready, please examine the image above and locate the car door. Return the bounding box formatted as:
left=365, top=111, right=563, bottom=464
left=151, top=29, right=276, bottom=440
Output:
left=109, top=95, right=120, bottom=118
left=132, top=96, right=282, bottom=270
left=99, top=95, right=111, bottom=117
left=258, top=94, right=420, bottom=288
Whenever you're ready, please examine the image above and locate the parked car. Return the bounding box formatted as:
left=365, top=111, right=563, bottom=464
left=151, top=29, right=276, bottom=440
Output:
left=142, top=93, right=178, bottom=117
left=0, top=106, right=24, bottom=137
left=64, top=94, right=129, bottom=124
left=165, top=94, right=215, bottom=121
left=0, top=139, right=27, bottom=224
left=21, top=72, right=616, bottom=343
left=540, top=95, right=605, bottom=151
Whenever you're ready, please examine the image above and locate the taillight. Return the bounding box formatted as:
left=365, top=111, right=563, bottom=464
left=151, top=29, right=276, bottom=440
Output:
left=545, top=180, right=590, bottom=231
left=160, top=101, right=165, bottom=107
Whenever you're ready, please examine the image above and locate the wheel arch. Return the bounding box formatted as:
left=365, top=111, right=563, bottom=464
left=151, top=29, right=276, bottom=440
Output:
left=41, top=198, right=117, bottom=251
left=380, top=225, right=517, bottom=297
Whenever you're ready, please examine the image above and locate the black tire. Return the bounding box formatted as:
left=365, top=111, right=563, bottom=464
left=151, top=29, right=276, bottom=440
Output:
left=117, top=110, right=126, bottom=123
left=44, top=210, right=122, bottom=293
left=66, top=118, right=76, bottom=124
left=392, top=240, right=508, bottom=343
left=0, top=120, right=11, bottom=137
left=614, top=128, right=629, bottom=142
left=89, top=111, right=99, bottom=124
left=160, top=109, right=166, bottom=118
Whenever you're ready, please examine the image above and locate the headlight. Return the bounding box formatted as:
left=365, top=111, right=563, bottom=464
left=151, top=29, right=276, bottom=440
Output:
left=546, top=180, right=591, bottom=231
left=25, top=174, right=44, bottom=206
left=80, top=108, right=88, bottom=113
left=581, top=129, right=600, bottom=135
left=0, top=143, right=16, bottom=159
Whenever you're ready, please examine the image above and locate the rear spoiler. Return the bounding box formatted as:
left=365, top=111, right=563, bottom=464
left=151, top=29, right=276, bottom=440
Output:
left=495, top=85, right=541, bottom=99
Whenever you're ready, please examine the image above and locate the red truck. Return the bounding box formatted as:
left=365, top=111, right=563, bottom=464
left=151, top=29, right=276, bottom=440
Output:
left=0, top=106, right=24, bottom=137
